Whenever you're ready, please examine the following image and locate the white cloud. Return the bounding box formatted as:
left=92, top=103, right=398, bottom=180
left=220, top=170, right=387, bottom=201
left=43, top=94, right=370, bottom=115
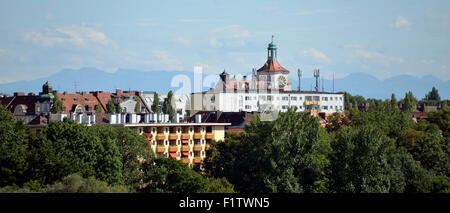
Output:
left=136, top=22, right=158, bottom=27
left=299, top=48, right=331, bottom=64
left=345, top=45, right=404, bottom=66
left=296, top=9, right=335, bottom=16
left=178, top=18, right=205, bottom=23
left=208, top=25, right=251, bottom=48
left=146, top=50, right=183, bottom=70
left=209, top=25, right=251, bottom=39
left=391, top=16, right=412, bottom=29
left=172, top=37, right=191, bottom=46
left=441, top=65, right=450, bottom=70
left=420, top=59, right=435, bottom=65
left=24, top=25, right=113, bottom=48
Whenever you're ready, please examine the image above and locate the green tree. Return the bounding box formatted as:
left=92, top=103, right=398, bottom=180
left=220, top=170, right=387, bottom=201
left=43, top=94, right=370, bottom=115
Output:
left=106, top=99, right=116, bottom=113
left=89, top=125, right=152, bottom=190
left=425, top=87, right=441, bottom=103
left=28, top=119, right=123, bottom=186
left=116, top=103, right=122, bottom=113
left=95, top=103, right=103, bottom=114
left=151, top=93, right=160, bottom=114
left=162, top=91, right=175, bottom=121
left=402, top=91, right=417, bottom=112
left=391, top=93, right=397, bottom=108
left=329, top=125, right=401, bottom=193
left=134, top=96, right=141, bottom=113
left=204, top=108, right=332, bottom=193
left=50, top=93, right=63, bottom=113
left=0, top=104, right=30, bottom=187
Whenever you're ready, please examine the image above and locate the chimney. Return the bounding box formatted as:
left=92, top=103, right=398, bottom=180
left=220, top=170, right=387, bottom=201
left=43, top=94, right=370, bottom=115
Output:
left=82, top=92, right=87, bottom=96
left=116, top=89, right=122, bottom=96
left=195, top=114, right=202, bottom=123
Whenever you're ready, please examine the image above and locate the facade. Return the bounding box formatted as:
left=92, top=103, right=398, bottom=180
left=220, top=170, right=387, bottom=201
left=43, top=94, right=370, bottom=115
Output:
left=140, top=91, right=190, bottom=118
left=191, top=39, right=344, bottom=115
left=113, top=121, right=229, bottom=169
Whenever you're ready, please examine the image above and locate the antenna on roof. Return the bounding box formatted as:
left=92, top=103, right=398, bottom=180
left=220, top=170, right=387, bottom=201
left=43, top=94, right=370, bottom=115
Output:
left=322, top=76, right=324, bottom=92
left=297, top=68, right=302, bottom=92
left=73, top=81, right=78, bottom=93
left=314, top=69, right=320, bottom=92
left=271, top=35, right=274, bottom=43
left=332, top=72, right=335, bottom=93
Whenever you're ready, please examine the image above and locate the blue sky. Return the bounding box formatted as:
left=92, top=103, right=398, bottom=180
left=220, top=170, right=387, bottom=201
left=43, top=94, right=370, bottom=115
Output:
left=0, top=0, right=449, bottom=84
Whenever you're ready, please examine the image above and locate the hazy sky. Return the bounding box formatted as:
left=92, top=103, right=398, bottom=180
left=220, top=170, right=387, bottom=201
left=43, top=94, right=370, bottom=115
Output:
left=0, top=0, right=449, bottom=84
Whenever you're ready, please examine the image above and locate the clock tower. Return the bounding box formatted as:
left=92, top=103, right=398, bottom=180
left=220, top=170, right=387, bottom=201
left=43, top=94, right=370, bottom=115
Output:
left=256, top=36, right=290, bottom=91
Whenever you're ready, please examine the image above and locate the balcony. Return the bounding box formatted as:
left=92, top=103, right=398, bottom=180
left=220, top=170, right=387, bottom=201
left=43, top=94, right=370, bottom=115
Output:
left=181, top=146, right=190, bottom=152
left=304, top=101, right=321, bottom=106
left=193, top=145, right=202, bottom=151
left=181, top=158, right=190, bottom=164
left=168, top=146, right=178, bottom=152
left=193, top=157, right=202, bottom=164
left=156, top=146, right=165, bottom=153
left=168, top=134, right=178, bottom=140
left=156, top=134, right=166, bottom=140
left=181, top=133, right=190, bottom=140
left=205, top=133, right=214, bottom=140
left=193, top=133, right=202, bottom=140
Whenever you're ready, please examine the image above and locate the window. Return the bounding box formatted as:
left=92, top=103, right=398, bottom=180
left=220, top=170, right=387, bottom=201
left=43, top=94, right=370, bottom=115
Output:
left=267, top=95, right=272, bottom=101
left=313, top=96, right=320, bottom=101
left=291, top=96, right=297, bottom=101
left=194, top=139, right=201, bottom=145
left=281, top=96, right=289, bottom=101
left=61, top=98, right=65, bottom=101
left=330, top=97, right=333, bottom=101
left=245, top=105, right=251, bottom=109
left=210, top=96, right=215, bottom=103
left=206, top=126, right=212, bottom=133
left=258, top=96, right=266, bottom=101
left=245, top=96, right=251, bottom=101
left=85, top=98, right=89, bottom=101
left=104, top=98, right=107, bottom=101
left=322, top=97, right=328, bottom=101
left=282, top=105, right=288, bottom=110
left=323, top=106, right=328, bottom=110
left=340, top=97, right=343, bottom=100
left=299, top=97, right=303, bottom=100
left=298, top=106, right=303, bottom=109
left=330, top=105, right=333, bottom=109
left=305, top=96, right=312, bottom=101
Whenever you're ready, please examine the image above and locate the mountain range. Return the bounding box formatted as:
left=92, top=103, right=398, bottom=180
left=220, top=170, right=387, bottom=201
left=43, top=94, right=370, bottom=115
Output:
left=0, top=67, right=449, bottom=100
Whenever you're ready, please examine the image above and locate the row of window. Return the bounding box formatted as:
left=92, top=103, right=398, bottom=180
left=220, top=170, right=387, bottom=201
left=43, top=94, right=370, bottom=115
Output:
left=244, top=105, right=344, bottom=111
left=157, top=151, right=205, bottom=158
left=242, top=95, right=343, bottom=102
left=154, top=139, right=209, bottom=146
left=322, top=106, right=344, bottom=110
left=139, top=126, right=213, bottom=134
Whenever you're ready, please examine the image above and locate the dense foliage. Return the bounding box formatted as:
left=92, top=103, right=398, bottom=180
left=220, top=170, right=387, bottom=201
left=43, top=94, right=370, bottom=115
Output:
left=203, top=99, right=450, bottom=193
left=0, top=105, right=233, bottom=193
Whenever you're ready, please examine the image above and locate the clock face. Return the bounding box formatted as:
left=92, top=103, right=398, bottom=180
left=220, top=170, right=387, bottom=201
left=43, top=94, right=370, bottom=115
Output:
left=278, top=75, right=287, bottom=86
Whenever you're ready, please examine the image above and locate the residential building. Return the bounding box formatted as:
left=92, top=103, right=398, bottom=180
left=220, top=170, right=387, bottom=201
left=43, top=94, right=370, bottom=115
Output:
left=190, top=39, right=344, bottom=114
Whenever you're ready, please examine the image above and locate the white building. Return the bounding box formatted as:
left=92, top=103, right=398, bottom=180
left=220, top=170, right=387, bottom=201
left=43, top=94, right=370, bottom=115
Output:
left=140, top=92, right=190, bottom=117
left=191, top=39, right=344, bottom=115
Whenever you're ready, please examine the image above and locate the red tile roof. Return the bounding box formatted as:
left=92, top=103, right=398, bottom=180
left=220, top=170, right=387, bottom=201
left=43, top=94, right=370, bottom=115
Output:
left=57, top=92, right=98, bottom=113
left=257, top=59, right=289, bottom=74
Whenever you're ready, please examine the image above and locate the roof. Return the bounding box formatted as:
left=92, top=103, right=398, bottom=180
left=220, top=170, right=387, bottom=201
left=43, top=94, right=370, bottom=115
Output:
left=1, top=95, right=38, bottom=115
left=58, top=92, right=98, bottom=113
left=188, top=111, right=257, bottom=128
left=256, top=59, right=289, bottom=74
